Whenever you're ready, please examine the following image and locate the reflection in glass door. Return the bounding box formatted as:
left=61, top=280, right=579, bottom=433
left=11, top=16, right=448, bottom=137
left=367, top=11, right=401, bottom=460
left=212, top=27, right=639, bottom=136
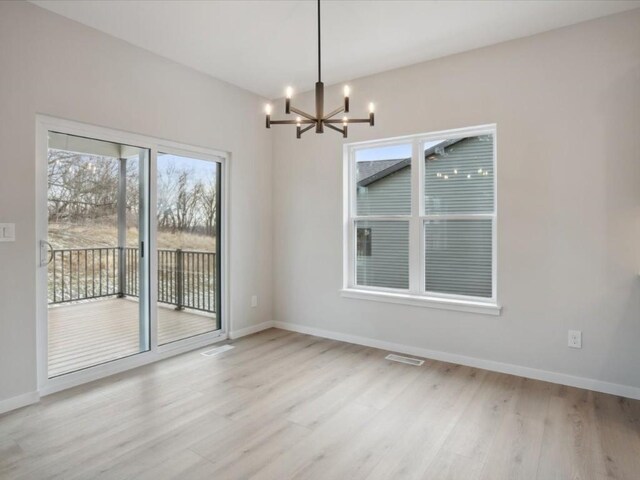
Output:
left=156, top=153, right=222, bottom=344
left=45, top=132, right=149, bottom=378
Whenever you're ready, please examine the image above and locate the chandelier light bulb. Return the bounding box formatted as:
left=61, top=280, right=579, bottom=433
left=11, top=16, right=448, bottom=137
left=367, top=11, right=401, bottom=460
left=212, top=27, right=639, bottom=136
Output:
left=265, top=104, right=272, bottom=115
left=286, top=86, right=293, bottom=99
left=342, top=116, right=348, bottom=126
left=296, top=116, right=302, bottom=127
left=368, top=102, right=375, bottom=113
left=344, top=85, right=350, bottom=97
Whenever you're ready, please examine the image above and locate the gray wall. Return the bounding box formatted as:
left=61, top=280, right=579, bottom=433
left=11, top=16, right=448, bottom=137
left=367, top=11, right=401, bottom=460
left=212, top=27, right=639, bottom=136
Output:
left=273, top=9, right=640, bottom=391
left=0, top=2, right=273, bottom=405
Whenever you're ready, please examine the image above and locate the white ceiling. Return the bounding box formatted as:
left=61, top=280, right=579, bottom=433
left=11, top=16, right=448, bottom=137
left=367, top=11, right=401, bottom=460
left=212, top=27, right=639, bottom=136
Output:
left=30, top=0, right=640, bottom=99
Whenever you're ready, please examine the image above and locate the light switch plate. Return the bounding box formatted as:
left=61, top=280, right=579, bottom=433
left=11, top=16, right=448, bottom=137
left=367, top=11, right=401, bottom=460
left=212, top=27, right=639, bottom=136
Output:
left=0, top=223, right=15, bottom=242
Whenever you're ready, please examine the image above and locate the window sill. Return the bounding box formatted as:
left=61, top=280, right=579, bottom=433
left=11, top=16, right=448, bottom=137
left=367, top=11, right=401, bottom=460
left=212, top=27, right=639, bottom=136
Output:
left=340, top=288, right=502, bottom=316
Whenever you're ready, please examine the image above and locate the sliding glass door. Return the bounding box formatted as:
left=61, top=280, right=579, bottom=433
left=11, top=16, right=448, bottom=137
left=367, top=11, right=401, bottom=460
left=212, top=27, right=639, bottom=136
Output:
left=45, top=132, right=149, bottom=377
left=39, top=120, right=226, bottom=384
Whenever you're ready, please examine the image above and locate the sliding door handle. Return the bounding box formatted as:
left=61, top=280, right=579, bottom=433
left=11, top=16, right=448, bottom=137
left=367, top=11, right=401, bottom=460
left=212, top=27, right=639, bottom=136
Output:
left=40, top=240, right=53, bottom=267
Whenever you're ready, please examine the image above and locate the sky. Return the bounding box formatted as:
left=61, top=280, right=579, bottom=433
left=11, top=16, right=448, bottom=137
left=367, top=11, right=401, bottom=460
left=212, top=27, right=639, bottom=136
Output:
left=355, top=140, right=441, bottom=162
left=157, top=153, right=218, bottom=184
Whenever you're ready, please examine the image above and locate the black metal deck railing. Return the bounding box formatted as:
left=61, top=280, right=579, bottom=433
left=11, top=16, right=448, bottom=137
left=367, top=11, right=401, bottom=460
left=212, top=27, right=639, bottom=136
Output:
left=47, top=247, right=217, bottom=313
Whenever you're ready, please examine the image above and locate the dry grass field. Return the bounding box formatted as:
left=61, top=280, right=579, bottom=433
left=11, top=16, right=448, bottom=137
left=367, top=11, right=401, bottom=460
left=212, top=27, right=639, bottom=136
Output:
left=49, top=222, right=216, bottom=252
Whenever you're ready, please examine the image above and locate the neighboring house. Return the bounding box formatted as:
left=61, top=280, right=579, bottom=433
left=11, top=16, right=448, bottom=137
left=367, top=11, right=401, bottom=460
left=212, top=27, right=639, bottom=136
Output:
left=356, top=156, right=411, bottom=289
left=355, top=135, right=493, bottom=296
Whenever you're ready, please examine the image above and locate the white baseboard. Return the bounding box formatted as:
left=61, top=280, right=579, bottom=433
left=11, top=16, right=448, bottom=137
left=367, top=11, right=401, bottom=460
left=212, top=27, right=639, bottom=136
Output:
left=0, top=391, right=40, bottom=416
left=273, top=321, right=640, bottom=401
left=229, top=321, right=275, bottom=339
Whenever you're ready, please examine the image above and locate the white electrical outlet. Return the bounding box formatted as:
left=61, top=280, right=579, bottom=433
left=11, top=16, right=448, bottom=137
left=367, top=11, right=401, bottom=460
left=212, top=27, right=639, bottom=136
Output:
left=251, top=295, right=258, bottom=308
left=568, top=330, right=582, bottom=349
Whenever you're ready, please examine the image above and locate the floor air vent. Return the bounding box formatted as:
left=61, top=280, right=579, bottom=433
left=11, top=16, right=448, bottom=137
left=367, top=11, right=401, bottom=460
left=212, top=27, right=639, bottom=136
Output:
left=385, top=354, right=424, bottom=366
left=201, top=345, right=235, bottom=357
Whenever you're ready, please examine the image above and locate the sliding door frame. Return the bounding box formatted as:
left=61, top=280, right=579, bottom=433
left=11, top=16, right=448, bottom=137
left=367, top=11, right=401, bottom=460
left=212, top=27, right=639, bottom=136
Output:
left=35, top=115, right=230, bottom=396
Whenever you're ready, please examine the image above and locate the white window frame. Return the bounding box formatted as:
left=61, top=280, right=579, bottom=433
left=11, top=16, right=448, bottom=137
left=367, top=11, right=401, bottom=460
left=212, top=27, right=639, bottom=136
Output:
left=341, top=124, right=501, bottom=316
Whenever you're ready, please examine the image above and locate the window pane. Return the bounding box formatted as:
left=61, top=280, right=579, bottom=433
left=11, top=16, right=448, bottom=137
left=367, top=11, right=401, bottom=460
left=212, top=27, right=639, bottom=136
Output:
left=356, top=144, right=411, bottom=215
left=356, top=220, right=409, bottom=289
left=425, top=219, right=492, bottom=298
left=46, top=132, right=150, bottom=377
left=156, top=153, right=221, bottom=345
left=424, top=134, right=494, bottom=214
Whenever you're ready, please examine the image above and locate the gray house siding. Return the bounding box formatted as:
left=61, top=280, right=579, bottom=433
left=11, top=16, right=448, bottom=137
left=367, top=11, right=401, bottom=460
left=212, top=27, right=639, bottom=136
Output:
left=356, top=166, right=411, bottom=289
left=356, top=166, right=411, bottom=216
left=424, top=135, right=494, bottom=215
left=425, top=219, right=492, bottom=297
left=355, top=135, right=493, bottom=295
left=356, top=220, right=409, bottom=289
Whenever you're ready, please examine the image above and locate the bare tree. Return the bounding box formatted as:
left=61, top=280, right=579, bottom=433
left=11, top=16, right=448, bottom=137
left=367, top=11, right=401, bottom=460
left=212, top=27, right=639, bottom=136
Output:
left=48, top=150, right=119, bottom=223
left=48, top=151, right=218, bottom=241
left=202, top=176, right=217, bottom=236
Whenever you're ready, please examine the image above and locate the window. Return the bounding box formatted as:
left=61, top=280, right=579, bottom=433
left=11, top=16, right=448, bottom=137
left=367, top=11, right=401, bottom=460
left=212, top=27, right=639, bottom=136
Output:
left=343, top=125, right=499, bottom=315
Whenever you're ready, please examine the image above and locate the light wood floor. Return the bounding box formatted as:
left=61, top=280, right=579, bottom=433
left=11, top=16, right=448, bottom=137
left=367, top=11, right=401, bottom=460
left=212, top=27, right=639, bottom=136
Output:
left=3, top=328, right=640, bottom=479
left=48, top=298, right=217, bottom=377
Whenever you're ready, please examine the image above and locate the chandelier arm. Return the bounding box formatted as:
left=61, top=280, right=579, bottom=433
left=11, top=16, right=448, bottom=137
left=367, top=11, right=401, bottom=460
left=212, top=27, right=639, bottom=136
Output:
left=323, top=106, right=345, bottom=121
left=324, top=123, right=345, bottom=134
left=289, top=106, right=317, bottom=122
left=325, top=118, right=371, bottom=124
left=270, top=119, right=315, bottom=125
left=299, top=124, right=315, bottom=135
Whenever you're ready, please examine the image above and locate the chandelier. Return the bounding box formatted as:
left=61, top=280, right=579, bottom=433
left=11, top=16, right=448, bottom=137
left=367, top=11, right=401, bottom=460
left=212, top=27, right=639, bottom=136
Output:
left=264, top=0, right=375, bottom=139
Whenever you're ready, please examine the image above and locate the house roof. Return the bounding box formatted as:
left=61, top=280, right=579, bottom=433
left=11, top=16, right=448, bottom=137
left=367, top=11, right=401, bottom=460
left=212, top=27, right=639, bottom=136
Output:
left=357, top=139, right=461, bottom=187
left=357, top=158, right=410, bottom=187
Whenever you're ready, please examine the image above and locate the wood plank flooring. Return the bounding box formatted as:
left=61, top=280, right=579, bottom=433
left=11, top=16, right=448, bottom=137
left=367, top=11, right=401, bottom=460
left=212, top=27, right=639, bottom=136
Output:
left=48, top=298, right=217, bottom=377
left=2, top=328, right=640, bottom=479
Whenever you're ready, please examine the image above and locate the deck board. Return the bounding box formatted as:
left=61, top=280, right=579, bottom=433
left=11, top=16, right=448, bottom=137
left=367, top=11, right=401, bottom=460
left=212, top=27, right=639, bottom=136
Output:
left=48, top=298, right=217, bottom=377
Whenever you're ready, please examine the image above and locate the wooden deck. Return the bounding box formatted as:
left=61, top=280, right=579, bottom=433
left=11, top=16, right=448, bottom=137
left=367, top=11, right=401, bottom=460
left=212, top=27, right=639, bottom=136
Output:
left=48, top=298, right=217, bottom=377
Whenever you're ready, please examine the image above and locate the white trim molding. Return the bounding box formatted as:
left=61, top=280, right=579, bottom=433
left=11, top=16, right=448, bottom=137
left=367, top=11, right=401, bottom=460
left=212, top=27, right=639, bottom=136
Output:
left=0, top=391, right=40, bottom=416
left=229, top=321, right=275, bottom=339
left=340, top=288, right=501, bottom=315
left=273, top=321, right=640, bottom=401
